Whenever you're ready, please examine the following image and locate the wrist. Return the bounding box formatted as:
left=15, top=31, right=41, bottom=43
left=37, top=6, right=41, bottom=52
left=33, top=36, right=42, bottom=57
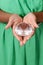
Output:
left=0, top=10, right=13, bottom=22
left=33, top=12, right=43, bottom=22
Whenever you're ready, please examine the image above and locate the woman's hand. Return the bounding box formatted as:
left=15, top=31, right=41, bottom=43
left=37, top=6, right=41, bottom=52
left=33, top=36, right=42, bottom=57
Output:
left=5, top=14, right=23, bottom=45
left=22, top=13, right=39, bottom=45
left=5, top=13, right=39, bottom=46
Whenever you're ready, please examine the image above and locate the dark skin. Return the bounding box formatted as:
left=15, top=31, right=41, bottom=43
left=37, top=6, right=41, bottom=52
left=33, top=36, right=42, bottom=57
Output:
left=0, top=10, right=43, bottom=22
left=0, top=10, right=43, bottom=46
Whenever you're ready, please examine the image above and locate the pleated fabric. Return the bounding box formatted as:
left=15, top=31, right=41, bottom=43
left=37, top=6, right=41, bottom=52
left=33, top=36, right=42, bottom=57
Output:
left=0, top=0, right=43, bottom=65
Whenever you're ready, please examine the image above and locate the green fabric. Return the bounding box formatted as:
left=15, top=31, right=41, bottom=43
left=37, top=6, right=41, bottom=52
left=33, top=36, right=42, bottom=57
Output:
left=0, top=0, right=43, bottom=65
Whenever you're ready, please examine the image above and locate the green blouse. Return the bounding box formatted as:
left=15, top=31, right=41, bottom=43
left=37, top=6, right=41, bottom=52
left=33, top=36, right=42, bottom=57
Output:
left=0, top=0, right=43, bottom=65
left=0, top=0, right=42, bottom=16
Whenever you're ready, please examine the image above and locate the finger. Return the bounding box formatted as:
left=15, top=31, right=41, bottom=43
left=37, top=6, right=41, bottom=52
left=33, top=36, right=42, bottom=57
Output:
left=14, top=31, right=22, bottom=42
left=23, top=38, right=27, bottom=44
left=13, top=25, right=23, bottom=42
left=29, top=24, right=34, bottom=29
left=20, top=41, right=23, bottom=46
left=23, top=19, right=34, bottom=29
left=32, top=21, right=39, bottom=28
left=26, top=31, right=34, bottom=40
left=12, top=21, right=24, bottom=45
left=26, top=20, right=38, bottom=29
left=23, top=19, right=39, bottom=29
left=14, top=32, right=23, bottom=46
left=5, top=19, right=14, bottom=29
left=20, top=36, right=24, bottom=46
left=26, top=32, right=34, bottom=40
left=23, top=31, right=34, bottom=44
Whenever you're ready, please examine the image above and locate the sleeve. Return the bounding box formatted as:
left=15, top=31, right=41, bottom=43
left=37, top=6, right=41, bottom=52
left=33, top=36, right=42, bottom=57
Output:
left=0, top=0, right=13, bottom=13
left=0, top=0, right=23, bottom=15
left=0, top=0, right=19, bottom=14
left=42, top=0, right=43, bottom=11
left=0, top=0, right=9, bottom=11
left=33, top=0, right=42, bottom=12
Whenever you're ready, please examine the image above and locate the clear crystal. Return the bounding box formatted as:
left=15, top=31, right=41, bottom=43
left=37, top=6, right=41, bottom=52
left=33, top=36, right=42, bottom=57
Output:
left=15, top=22, right=34, bottom=36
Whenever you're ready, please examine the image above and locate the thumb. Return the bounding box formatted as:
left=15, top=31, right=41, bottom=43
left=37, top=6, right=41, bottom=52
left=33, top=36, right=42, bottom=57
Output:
left=33, top=21, right=39, bottom=28
left=5, top=19, right=13, bottom=29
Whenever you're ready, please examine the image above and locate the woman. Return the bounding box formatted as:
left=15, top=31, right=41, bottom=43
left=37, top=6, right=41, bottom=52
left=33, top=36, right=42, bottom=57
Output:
left=0, top=0, right=43, bottom=65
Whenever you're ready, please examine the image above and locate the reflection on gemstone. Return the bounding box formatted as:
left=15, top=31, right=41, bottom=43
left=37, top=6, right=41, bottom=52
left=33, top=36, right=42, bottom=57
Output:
left=15, top=22, right=34, bottom=36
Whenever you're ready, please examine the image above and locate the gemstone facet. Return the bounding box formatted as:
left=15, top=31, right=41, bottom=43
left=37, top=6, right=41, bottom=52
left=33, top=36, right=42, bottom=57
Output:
left=15, top=22, right=34, bottom=36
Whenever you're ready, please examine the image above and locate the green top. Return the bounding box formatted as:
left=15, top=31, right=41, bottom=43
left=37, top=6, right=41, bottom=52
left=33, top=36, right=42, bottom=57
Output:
left=0, top=0, right=42, bottom=16
left=0, top=0, right=43, bottom=65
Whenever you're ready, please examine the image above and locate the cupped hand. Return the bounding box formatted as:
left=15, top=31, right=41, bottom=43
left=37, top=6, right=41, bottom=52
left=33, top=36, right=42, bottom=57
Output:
left=5, top=13, right=39, bottom=46
left=21, top=13, right=39, bottom=45
left=5, top=14, right=23, bottom=45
